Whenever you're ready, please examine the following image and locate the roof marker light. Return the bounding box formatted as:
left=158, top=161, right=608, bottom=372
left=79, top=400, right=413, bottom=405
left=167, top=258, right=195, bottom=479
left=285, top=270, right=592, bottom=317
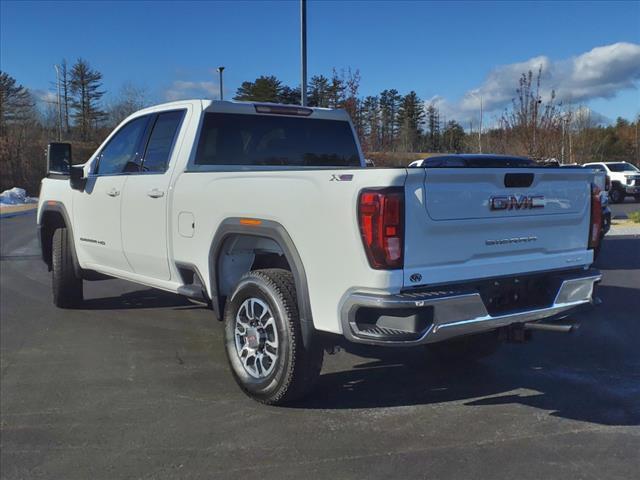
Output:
left=254, top=104, right=313, bottom=116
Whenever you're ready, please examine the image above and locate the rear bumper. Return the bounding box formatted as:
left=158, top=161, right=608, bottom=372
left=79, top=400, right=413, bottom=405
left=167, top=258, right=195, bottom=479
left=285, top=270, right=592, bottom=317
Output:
left=340, top=269, right=601, bottom=346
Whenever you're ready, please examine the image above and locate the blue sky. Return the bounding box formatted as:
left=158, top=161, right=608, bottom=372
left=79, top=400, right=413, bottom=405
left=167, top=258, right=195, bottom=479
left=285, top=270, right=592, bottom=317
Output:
left=1, top=0, right=639, bottom=125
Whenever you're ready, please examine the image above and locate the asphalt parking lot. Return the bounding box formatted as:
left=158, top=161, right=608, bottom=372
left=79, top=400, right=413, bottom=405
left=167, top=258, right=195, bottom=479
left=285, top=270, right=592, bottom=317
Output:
left=1, top=211, right=639, bottom=479
left=610, top=197, right=640, bottom=219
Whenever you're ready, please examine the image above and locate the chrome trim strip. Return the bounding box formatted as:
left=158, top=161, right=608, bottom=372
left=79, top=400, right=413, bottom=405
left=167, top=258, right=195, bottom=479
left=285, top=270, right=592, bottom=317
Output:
left=340, top=271, right=601, bottom=346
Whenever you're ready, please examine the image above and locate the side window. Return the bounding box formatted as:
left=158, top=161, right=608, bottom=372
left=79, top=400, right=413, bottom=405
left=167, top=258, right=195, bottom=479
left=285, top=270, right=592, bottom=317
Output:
left=95, top=116, right=148, bottom=175
left=141, top=110, right=185, bottom=173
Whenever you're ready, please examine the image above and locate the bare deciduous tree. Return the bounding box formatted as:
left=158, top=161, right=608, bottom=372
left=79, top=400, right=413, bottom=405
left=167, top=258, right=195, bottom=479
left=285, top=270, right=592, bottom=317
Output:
left=501, top=67, right=562, bottom=159
left=107, top=82, right=148, bottom=127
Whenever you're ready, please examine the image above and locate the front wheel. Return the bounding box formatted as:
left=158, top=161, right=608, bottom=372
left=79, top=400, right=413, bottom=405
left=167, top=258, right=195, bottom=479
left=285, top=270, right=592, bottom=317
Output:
left=609, top=187, right=624, bottom=204
left=52, top=227, right=83, bottom=308
left=223, top=269, right=323, bottom=405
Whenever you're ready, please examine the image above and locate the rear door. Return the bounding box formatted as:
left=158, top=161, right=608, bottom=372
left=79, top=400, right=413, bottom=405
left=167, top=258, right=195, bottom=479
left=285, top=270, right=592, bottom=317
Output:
left=120, top=109, right=187, bottom=280
left=402, top=168, right=594, bottom=287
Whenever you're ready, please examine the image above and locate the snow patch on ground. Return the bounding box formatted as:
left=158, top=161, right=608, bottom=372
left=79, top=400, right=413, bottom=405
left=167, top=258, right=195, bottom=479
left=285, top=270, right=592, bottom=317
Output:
left=0, top=188, right=38, bottom=208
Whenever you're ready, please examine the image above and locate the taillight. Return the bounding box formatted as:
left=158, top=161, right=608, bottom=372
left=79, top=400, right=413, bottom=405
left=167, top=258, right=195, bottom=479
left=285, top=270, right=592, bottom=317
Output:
left=589, top=183, right=602, bottom=250
left=358, top=188, right=404, bottom=269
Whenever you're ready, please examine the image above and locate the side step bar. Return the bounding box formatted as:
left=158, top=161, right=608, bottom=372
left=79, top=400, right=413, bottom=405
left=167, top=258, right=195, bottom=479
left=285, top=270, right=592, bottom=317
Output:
left=177, top=284, right=208, bottom=303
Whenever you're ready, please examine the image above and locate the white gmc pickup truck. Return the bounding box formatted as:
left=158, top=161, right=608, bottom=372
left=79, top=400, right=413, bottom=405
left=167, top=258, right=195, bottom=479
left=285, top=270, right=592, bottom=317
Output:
left=38, top=100, right=603, bottom=404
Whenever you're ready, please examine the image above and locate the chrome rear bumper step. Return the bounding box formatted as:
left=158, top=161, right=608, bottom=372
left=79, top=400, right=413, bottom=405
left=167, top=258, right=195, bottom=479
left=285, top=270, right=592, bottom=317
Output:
left=340, top=269, right=601, bottom=346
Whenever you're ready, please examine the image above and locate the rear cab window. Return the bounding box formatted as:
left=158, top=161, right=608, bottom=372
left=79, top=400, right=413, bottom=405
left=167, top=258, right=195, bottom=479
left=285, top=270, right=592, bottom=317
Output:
left=141, top=110, right=185, bottom=173
left=193, top=112, right=360, bottom=168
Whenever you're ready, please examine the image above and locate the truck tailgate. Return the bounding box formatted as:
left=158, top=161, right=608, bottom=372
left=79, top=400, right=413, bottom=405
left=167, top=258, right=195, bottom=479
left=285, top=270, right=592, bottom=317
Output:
left=403, top=168, right=594, bottom=288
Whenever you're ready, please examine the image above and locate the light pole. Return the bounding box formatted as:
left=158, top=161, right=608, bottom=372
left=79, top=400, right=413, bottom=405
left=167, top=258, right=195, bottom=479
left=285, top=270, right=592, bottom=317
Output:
left=53, top=65, right=62, bottom=141
left=561, top=116, right=565, bottom=164
left=300, top=0, right=308, bottom=106
left=470, top=92, right=483, bottom=153
left=216, top=66, right=225, bottom=100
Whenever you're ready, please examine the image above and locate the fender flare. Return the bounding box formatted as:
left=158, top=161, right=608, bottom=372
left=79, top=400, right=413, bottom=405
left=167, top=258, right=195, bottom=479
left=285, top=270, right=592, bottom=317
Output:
left=208, top=218, right=315, bottom=347
left=39, top=202, right=82, bottom=277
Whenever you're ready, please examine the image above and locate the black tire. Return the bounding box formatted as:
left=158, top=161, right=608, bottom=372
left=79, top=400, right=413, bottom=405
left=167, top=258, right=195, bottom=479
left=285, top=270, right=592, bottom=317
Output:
left=609, top=187, right=624, bottom=204
left=425, top=330, right=501, bottom=362
left=223, top=268, right=323, bottom=405
left=634, top=195, right=640, bottom=203
left=52, top=227, right=83, bottom=308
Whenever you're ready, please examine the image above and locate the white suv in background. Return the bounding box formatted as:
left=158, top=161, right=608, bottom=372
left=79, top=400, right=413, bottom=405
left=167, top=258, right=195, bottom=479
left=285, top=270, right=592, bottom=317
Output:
left=584, top=162, right=640, bottom=203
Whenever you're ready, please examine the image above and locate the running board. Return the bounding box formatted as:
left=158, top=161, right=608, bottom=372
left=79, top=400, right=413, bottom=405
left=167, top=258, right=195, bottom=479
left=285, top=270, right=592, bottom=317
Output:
left=177, top=285, right=207, bottom=302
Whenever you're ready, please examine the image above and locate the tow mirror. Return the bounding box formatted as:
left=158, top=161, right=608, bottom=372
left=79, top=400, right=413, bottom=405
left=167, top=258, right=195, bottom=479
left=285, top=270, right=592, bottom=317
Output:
left=47, top=142, right=72, bottom=175
left=70, top=165, right=86, bottom=191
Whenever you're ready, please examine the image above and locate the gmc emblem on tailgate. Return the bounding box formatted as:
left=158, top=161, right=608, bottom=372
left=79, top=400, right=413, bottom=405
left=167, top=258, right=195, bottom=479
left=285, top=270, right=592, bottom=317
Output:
left=489, top=195, right=544, bottom=211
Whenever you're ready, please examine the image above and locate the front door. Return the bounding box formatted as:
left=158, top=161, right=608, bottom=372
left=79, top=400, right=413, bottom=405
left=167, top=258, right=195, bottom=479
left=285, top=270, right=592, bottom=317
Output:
left=73, top=115, right=150, bottom=273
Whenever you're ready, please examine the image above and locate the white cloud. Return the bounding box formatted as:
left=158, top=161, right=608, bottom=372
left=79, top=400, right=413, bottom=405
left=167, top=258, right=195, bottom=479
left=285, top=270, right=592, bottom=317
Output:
left=433, top=42, right=640, bottom=125
left=32, top=89, right=58, bottom=104
left=164, top=80, right=220, bottom=101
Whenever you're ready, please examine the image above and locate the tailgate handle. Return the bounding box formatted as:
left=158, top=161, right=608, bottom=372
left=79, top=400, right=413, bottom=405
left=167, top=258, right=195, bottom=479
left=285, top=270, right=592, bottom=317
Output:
left=504, top=173, right=534, bottom=188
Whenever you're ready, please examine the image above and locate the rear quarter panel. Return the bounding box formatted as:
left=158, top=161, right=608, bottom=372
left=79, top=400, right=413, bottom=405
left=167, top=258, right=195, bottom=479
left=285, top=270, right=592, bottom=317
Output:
left=171, top=168, right=407, bottom=334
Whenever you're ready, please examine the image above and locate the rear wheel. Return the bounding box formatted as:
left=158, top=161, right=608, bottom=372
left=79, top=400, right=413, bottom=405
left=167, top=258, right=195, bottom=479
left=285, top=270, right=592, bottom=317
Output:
left=425, top=330, right=501, bottom=362
left=52, top=227, right=83, bottom=308
left=634, top=195, right=640, bottom=202
left=223, top=269, right=323, bottom=405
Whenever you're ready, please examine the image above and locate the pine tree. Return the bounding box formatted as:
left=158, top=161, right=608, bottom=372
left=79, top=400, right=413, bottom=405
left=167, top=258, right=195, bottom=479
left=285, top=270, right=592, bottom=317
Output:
left=442, top=120, right=465, bottom=152
left=425, top=103, right=441, bottom=152
left=307, top=75, right=330, bottom=107
left=397, top=91, right=424, bottom=152
left=0, top=71, right=33, bottom=135
left=379, top=89, right=401, bottom=149
left=69, top=58, right=105, bottom=140
left=278, top=85, right=301, bottom=105
left=327, top=69, right=346, bottom=109
left=233, top=75, right=284, bottom=103
left=361, top=96, right=381, bottom=151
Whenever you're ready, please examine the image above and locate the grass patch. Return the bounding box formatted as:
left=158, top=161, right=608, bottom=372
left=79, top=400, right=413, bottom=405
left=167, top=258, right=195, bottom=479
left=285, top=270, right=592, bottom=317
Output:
left=629, top=211, right=640, bottom=223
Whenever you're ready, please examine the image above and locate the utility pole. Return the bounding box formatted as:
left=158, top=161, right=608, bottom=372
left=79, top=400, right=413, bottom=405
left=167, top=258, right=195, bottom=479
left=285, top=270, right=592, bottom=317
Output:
left=216, top=67, right=225, bottom=100
left=478, top=96, right=483, bottom=153
left=300, top=0, right=307, bottom=106
left=53, top=65, right=62, bottom=141
left=636, top=115, right=640, bottom=167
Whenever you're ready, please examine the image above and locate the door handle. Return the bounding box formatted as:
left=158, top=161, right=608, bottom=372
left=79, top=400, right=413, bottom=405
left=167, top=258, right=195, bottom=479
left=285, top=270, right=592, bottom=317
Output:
left=147, top=189, right=165, bottom=198
left=106, top=188, right=120, bottom=197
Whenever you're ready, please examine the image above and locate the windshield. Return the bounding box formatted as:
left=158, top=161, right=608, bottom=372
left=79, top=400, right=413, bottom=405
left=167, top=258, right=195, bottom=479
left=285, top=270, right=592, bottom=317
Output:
left=607, top=162, right=639, bottom=172
left=195, top=112, right=360, bottom=168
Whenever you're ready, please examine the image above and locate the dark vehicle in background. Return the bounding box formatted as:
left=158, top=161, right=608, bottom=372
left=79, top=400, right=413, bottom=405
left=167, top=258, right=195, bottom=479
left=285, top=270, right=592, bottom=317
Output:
left=408, top=154, right=537, bottom=168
